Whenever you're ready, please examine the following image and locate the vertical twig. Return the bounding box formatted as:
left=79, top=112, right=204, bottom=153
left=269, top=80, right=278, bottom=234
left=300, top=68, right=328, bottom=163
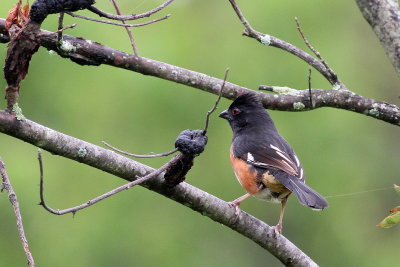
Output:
left=57, top=12, right=64, bottom=45
left=110, top=0, right=139, bottom=56
left=203, top=68, right=230, bottom=134
left=294, top=17, right=337, bottom=82
left=0, top=159, right=35, bottom=267
left=308, top=68, right=313, bottom=109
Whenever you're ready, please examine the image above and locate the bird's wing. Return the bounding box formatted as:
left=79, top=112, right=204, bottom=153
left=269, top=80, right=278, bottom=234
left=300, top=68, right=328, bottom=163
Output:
left=239, top=144, right=304, bottom=180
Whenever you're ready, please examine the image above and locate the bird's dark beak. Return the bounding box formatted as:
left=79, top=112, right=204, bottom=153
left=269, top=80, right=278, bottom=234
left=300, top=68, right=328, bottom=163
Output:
left=219, top=110, right=230, bottom=120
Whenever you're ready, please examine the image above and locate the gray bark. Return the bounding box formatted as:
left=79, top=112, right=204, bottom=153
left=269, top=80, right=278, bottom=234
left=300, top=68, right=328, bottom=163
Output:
left=356, top=0, right=400, bottom=76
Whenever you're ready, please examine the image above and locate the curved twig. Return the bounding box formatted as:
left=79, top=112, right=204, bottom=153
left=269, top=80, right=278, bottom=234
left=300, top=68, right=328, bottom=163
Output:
left=87, top=0, right=175, bottom=21
left=38, top=149, right=180, bottom=215
left=66, top=12, right=170, bottom=27
left=102, top=141, right=178, bottom=158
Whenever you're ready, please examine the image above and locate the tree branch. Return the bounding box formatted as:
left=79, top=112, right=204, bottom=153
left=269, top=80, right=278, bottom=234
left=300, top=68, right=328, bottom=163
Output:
left=0, top=110, right=317, bottom=266
left=0, top=18, right=399, bottom=126
left=38, top=148, right=181, bottom=215
left=87, top=0, right=175, bottom=21
left=227, top=0, right=342, bottom=87
left=0, top=158, right=35, bottom=267
left=355, top=0, right=400, bottom=76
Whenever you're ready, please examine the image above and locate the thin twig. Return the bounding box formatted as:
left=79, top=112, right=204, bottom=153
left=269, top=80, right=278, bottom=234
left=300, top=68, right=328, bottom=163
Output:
left=38, top=149, right=178, bottom=215
left=66, top=12, right=170, bottom=27
left=102, top=141, right=178, bottom=158
left=294, top=17, right=337, bottom=82
left=54, top=23, right=77, bottom=34
left=203, top=68, right=230, bottom=134
left=109, top=0, right=139, bottom=56
left=308, top=68, right=313, bottom=109
left=0, top=159, right=35, bottom=267
left=57, top=12, right=64, bottom=45
left=228, top=0, right=259, bottom=37
left=227, top=0, right=343, bottom=87
left=88, top=0, right=175, bottom=21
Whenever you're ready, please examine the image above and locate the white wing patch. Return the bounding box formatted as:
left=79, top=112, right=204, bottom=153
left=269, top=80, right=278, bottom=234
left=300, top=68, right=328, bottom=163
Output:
left=247, top=152, right=254, bottom=162
left=246, top=152, right=272, bottom=168
left=294, top=154, right=300, bottom=167
left=270, top=144, right=299, bottom=176
left=270, top=144, right=283, bottom=153
left=276, top=151, right=292, bottom=164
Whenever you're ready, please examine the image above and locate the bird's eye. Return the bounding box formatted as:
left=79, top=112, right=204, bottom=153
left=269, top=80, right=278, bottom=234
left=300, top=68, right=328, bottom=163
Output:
left=232, top=108, right=241, bottom=115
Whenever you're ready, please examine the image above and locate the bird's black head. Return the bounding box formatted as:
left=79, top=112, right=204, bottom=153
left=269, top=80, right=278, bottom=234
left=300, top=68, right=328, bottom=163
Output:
left=219, top=93, right=274, bottom=134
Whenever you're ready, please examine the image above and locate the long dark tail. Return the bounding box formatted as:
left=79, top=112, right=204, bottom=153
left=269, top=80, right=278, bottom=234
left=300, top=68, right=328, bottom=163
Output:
left=277, top=176, right=328, bottom=210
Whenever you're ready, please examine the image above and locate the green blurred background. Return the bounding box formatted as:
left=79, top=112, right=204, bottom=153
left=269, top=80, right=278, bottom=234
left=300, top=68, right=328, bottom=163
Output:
left=1, top=0, right=399, bottom=266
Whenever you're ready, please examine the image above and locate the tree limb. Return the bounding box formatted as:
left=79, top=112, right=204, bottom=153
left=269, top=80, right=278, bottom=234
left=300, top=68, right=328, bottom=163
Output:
left=0, top=110, right=317, bottom=267
left=355, top=0, right=400, bottom=76
left=0, top=18, right=398, bottom=126
left=0, top=158, right=35, bottom=267
left=228, top=0, right=341, bottom=87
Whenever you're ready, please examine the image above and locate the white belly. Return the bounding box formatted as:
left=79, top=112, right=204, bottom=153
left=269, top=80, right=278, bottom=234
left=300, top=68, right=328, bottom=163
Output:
left=253, top=187, right=290, bottom=203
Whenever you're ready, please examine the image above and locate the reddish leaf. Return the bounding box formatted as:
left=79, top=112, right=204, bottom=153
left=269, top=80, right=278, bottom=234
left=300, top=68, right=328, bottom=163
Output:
left=20, top=4, right=30, bottom=24
left=5, top=1, right=21, bottom=30
left=390, top=206, right=400, bottom=213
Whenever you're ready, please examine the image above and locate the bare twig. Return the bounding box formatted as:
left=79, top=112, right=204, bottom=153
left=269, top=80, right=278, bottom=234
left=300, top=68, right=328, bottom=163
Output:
left=0, top=159, right=35, bottom=267
left=57, top=12, right=64, bottom=45
left=228, top=0, right=258, bottom=36
left=88, top=0, right=175, bottom=21
left=102, top=141, right=178, bottom=158
left=38, top=149, right=179, bottom=215
left=294, top=17, right=338, bottom=83
left=203, top=68, right=230, bottom=134
left=66, top=12, right=170, bottom=28
left=54, top=23, right=77, bottom=34
left=109, top=0, right=139, bottom=56
left=308, top=68, right=313, bottom=109
left=227, top=0, right=342, bottom=87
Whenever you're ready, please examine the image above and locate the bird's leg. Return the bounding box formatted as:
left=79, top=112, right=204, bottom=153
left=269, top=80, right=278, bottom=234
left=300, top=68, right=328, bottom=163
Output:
left=273, top=197, right=288, bottom=237
left=229, top=193, right=251, bottom=216
left=229, top=184, right=263, bottom=216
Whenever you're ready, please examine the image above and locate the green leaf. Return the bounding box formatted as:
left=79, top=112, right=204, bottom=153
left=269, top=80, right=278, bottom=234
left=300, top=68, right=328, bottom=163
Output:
left=394, top=184, right=400, bottom=196
left=377, top=211, right=400, bottom=228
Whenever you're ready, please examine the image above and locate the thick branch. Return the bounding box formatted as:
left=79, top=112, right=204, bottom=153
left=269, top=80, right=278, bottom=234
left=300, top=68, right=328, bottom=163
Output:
left=0, top=18, right=399, bottom=126
left=259, top=86, right=400, bottom=125
left=356, top=0, right=400, bottom=76
left=0, top=111, right=317, bottom=266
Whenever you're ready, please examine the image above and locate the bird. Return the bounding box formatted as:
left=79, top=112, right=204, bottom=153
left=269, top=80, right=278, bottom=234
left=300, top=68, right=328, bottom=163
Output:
left=219, top=93, right=328, bottom=235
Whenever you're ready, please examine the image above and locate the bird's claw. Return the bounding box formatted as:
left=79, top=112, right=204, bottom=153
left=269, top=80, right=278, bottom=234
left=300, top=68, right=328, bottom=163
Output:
left=272, top=223, right=282, bottom=238
left=228, top=201, right=241, bottom=217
